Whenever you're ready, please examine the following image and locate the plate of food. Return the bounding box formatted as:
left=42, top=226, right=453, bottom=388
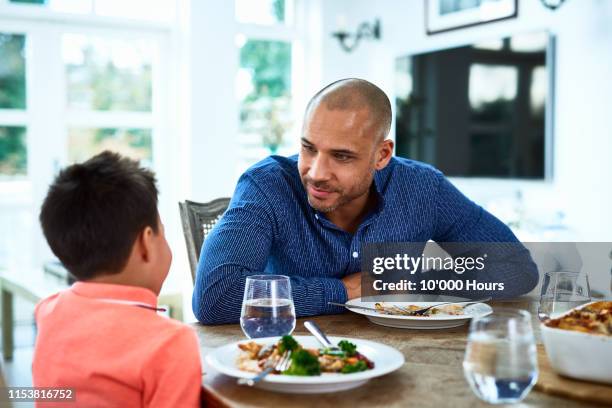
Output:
left=344, top=296, right=493, bottom=329
left=541, top=301, right=612, bottom=384
left=205, top=335, right=405, bottom=393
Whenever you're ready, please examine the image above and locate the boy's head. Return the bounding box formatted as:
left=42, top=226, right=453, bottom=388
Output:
left=39, top=151, right=171, bottom=294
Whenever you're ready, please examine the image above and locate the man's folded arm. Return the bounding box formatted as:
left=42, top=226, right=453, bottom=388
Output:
left=192, top=174, right=347, bottom=325
left=194, top=263, right=348, bottom=325
left=431, top=171, right=539, bottom=299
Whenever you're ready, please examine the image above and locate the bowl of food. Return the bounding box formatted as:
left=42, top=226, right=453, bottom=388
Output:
left=540, top=301, right=612, bottom=384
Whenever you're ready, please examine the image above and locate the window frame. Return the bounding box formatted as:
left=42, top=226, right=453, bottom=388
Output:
left=0, top=0, right=176, bottom=30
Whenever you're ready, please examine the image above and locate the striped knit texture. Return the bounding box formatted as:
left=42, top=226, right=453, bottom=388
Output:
left=192, top=155, right=537, bottom=324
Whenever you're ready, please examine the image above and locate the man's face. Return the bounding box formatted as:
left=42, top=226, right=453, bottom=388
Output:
left=298, top=105, right=380, bottom=213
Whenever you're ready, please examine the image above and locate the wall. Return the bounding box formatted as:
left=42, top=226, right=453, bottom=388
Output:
left=188, top=0, right=240, bottom=203
left=320, top=0, right=612, bottom=240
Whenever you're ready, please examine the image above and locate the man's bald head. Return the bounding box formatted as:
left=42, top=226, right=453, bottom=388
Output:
left=304, top=78, right=392, bottom=142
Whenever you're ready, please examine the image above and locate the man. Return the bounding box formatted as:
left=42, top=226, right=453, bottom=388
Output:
left=193, top=78, right=538, bottom=324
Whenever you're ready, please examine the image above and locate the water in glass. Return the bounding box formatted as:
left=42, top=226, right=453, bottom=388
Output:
left=240, top=275, right=296, bottom=338
left=463, top=309, right=538, bottom=404
left=538, top=271, right=591, bottom=321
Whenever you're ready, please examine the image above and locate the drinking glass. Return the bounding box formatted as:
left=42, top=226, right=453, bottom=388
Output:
left=463, top=309, right=538, bottom=404
left=240, top=275, right=296, bottom=339
left=537, top=271, right=591, bottom=321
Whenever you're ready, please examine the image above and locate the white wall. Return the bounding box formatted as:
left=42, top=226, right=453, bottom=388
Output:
left=187, top=0, right=240, bottom=203
left=319, top=0, right=612, bottom=240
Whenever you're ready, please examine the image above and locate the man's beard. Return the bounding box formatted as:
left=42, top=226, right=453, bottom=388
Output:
left=303, top=174, right=373, bottom=213
left=308, top=195, right=341, bottom=213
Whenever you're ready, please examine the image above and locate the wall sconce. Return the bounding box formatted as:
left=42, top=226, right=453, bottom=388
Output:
left=331, top=18, right=381, bottom=53
left=540, top=0, right=566, bottom=10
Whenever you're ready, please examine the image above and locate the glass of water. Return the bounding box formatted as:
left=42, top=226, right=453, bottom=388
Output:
left=538, top=271, right=591, bottom=321
left=240, top=275, right=296, bottom=339
left=463, top=309, right=538, bottom=404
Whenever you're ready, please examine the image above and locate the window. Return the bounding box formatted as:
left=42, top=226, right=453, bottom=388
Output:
left=0, top=33, right=26, bottom=109
left=238, top=39, right=292, bottom=154
left=235, top=0, right=289, bottom=25
left=0, top=3, right=174, bottom=275
left=0, top=126, right=27, bottom=175
left=63, top=34, right=156, bottom=165
left=8, top=0, right=176, bottom=22
left=64, top=34, right=153, bottom=112
left=0, top=33, right=27, bottom=177
left=234, top=0, right=301, bottom=174
left=94, top=0, right=176, bottom=22
left=9, top=0, right=46, bottom=4
left=67, top=128, right=152, bottom=165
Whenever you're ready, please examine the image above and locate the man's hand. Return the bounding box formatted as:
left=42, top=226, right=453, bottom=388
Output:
left=342, top=272, right=361, bottom=300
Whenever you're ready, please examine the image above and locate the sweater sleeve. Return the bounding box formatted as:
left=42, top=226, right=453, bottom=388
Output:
left=431, top=171, right=539, bottom=298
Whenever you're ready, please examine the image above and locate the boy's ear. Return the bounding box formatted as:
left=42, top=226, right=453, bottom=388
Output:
left=138, top=226, right=155, bottom=263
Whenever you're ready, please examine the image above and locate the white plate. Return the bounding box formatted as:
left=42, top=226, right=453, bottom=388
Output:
left=345, top=297, right=493, bottom=329
left=205, top=335, right=405, bottom=394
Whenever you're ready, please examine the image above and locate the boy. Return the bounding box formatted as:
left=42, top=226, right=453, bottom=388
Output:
left=34, top=151, right=201, bottom=407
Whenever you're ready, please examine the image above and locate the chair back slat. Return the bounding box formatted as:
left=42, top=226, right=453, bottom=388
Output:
left=178, top=198, right=230, bottom=283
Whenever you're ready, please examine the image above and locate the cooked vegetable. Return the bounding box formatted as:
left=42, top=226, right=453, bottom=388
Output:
left=237, top=337, right=373, bottom=376
left=278, top=335, right=299, bottom=353
left=338, top=340, right=357, bottom=356
left=278, top=334, right=300, bottom=354
left=341, top=360, right=368, bottom=373
left=283, top=349, right=321, bottom=376
left=357, top=353, right=375, bottom=369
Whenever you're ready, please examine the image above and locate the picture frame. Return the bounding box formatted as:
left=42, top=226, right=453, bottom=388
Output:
left=426, top=0, right=518, bottom=35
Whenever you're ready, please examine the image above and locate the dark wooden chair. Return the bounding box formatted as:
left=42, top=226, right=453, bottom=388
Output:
left=179, top=198, right=231, bottom=283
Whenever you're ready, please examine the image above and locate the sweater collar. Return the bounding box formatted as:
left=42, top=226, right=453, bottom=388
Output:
left=70, top=281, right=158, bottom=309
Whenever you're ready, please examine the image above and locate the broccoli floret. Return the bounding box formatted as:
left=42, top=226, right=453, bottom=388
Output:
left=341, top=360, right=368, bottom=374
left=278, top=335, right=299, bottom=354
left=338, top=340, right=357, bottom=356
left=283, top=350, right=321, bottom=376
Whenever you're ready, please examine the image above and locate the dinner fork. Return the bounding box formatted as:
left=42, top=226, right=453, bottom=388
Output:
left=304, top=320, right=342, bottom=354
left=237, top=350, right=292, bottom=386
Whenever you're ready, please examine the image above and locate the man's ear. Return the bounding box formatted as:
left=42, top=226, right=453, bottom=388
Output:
left=375, top=139, right=394, bottom=170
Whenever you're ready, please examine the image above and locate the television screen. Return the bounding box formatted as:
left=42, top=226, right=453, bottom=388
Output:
left=394, top=31, right=553, bottom=179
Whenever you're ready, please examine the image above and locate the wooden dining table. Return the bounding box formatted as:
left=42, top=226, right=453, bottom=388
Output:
left=192, top=302, right=596, bottom=408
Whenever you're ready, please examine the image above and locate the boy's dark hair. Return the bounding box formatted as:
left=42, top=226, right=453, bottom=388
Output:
left=39, top=151, right=159, bottom=280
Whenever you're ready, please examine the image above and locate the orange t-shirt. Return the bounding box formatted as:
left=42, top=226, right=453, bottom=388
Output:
left=33, top=282, right=202, bottom=407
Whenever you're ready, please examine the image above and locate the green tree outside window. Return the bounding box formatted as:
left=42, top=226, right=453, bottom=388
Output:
left=239, top=39, right=292, bottom=153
